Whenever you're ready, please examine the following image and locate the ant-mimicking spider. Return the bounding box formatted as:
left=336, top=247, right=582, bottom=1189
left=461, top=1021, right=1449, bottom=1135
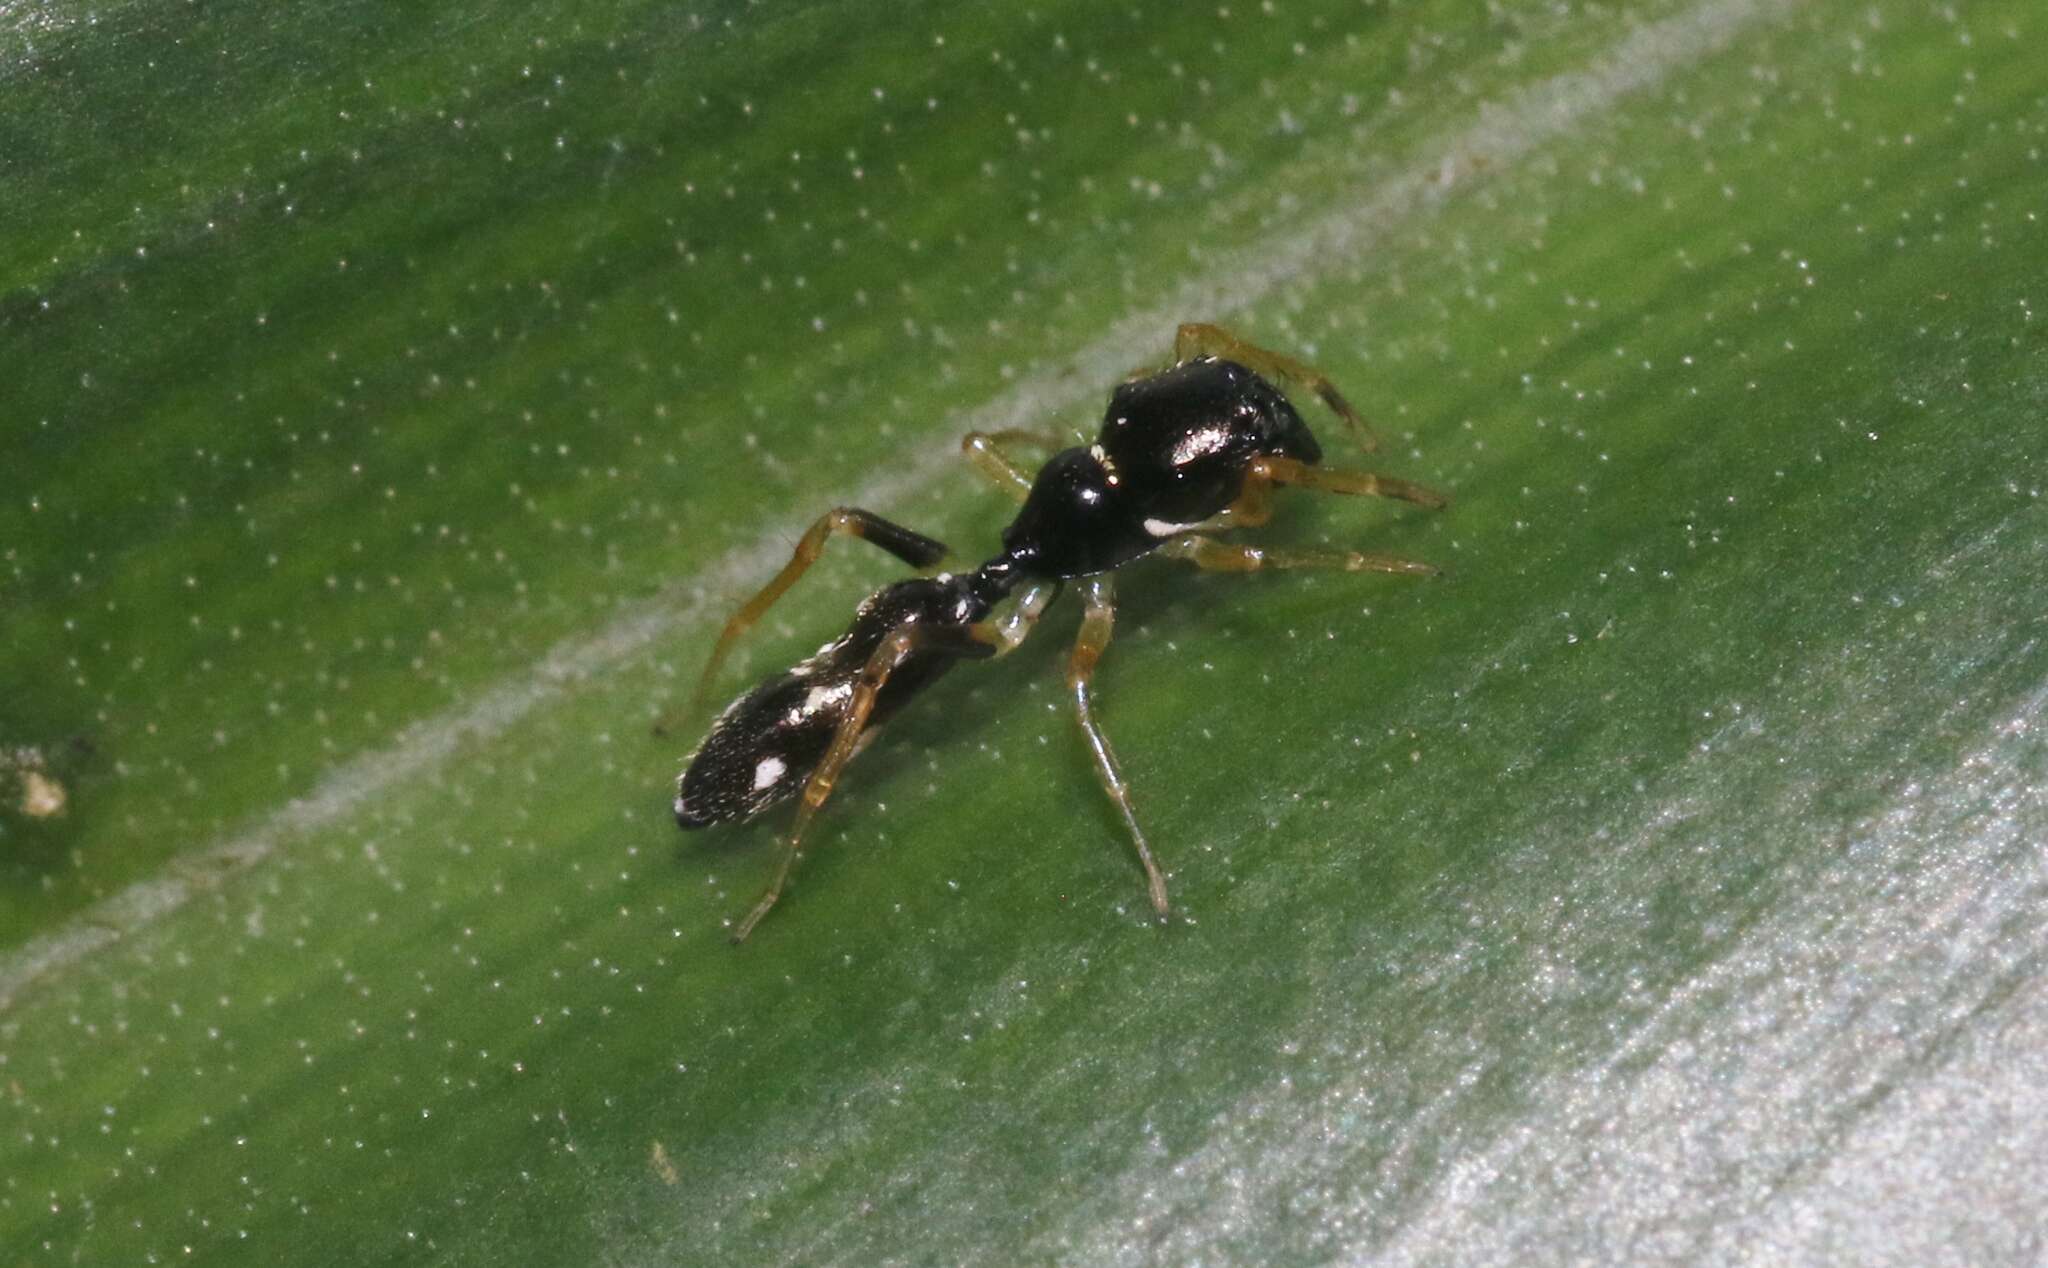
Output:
left=673, top=324, right=1446, bottom=942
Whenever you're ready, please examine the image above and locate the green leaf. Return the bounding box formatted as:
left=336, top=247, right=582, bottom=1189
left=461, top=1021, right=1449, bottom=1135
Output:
left=6, top=0, right=2045, bottom=1261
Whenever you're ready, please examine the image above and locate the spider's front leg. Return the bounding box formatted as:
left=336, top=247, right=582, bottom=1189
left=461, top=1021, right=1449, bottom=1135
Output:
left=1170, top=322, right=1379, bottom=452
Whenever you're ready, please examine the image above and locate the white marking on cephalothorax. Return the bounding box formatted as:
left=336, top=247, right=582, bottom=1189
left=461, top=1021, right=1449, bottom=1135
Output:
left=752, top=756, right=787, bottom=791
left=1144, top=517, right=1199, bottom=538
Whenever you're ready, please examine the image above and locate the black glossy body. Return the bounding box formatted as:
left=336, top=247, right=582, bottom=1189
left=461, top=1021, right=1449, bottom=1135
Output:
left=675, top=357, right=1317, bottom=827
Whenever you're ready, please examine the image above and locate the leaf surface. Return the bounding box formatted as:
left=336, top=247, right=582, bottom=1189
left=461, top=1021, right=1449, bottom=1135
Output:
left=4, top=0, right=2045, bottom=1262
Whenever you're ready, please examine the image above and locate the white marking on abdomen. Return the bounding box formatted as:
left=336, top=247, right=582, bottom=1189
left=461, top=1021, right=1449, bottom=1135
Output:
left=752, top=756, right=787, bottom=791
left=804, top=682, right=852, bottom=715
left=1143, top=517, right=1200, bottom=538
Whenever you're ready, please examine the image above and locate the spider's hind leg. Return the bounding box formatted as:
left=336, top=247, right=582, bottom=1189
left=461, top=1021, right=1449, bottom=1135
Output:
left=658, top=507, right=951, bottom=736
left=729, top=580, right=1062, bottom=943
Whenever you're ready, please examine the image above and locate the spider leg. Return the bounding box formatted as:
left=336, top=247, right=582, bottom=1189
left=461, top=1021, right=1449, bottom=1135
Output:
left=729, top=581, right=1062, bottom=942
left=1172, top=322, right=1380, bottom=453
left=1158, top=535, right=1437, bottom=576
left=984, top=580, right=1063, bottom=655
left=661, top=507, right=951, bottom=735
left=1247, top=453, right=1447, bottom=510
left=1067, top=576, right=1170, bottom=920
left=1182, top=451, right=1445, bottom=543
left=961, top=430, right=1064, bottom=503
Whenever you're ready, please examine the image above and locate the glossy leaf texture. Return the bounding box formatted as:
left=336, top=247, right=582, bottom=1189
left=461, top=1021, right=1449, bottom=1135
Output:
left=4, top=0, right=2045, bottom=1262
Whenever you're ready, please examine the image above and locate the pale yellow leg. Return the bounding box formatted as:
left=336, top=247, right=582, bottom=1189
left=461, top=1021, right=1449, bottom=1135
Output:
left=1182, top=452, right=1446, bottom=541
left=729, top=581, right=1061, bottom=942
left=730, top=623, right=924, bottom=943
left=961, top=429, right=1063, bottom=503
left=661, top=507, right=949, bottom=736
left=1172, top=322, right=1379, bottom=453
left=1248, top=453, right=1446, bottom=510
left=1158, top=535, right=1436, bottom=577
left=1067, top=577, right=1170, bottom=920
